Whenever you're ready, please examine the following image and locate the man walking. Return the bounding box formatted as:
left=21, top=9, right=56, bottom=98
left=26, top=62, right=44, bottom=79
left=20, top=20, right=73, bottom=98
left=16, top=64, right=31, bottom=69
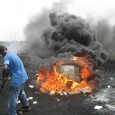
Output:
left=0, top=46, right=31, bottom=115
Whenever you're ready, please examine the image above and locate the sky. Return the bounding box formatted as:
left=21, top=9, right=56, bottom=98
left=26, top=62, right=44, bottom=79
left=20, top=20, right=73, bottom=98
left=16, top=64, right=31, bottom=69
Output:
left=0, top=0, right=115, bottom=41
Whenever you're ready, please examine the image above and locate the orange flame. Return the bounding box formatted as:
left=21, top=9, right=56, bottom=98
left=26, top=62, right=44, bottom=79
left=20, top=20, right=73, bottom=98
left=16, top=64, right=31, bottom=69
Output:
left=36, top=56, right=94, bottom=95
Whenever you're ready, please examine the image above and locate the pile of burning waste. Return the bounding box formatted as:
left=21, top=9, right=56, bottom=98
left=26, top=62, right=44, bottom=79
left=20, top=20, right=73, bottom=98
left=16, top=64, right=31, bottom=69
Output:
left=25, top=13, right=107, bottom=95
left=36, top=56, right=96, bottom=95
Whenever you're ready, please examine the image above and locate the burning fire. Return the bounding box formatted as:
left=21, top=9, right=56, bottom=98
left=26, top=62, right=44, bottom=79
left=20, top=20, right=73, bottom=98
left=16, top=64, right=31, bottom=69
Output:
left=36, top=56, right=95, bottom=95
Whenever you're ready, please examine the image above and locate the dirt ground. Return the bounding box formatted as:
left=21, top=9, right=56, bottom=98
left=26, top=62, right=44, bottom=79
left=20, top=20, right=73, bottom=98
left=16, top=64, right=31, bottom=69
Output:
left=0, top=59, right=115, bottom=115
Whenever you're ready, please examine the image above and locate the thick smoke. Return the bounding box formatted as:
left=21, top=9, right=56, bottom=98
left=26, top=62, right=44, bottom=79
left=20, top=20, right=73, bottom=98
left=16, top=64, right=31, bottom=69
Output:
left=24, top=0, right=107, bottom=69
left=41, top=13, right=107, bottom=68
left=25, top=12, right=107, bottom=68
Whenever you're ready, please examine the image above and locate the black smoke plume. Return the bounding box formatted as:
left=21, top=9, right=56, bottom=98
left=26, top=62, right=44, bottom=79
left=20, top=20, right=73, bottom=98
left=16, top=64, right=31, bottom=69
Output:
left=24, top=12, right=107, bottom=69
left=22, top=0, right=113, bottom=100
left=41, top=13, right=107, bottom=68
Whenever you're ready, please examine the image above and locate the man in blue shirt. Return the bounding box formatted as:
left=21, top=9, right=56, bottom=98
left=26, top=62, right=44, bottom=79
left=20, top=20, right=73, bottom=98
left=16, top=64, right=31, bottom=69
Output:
left=0, top=46, right=31, bottom=115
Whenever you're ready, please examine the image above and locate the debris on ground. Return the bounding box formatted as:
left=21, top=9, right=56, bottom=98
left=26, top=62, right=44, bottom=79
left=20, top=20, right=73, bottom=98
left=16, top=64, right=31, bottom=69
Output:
left=55, top=98, right=60, bottom=102
left=94, top=105, right=103, bottom=110
left=29, top=85, right=34, bottom=89
left=33, top=101, right=37, bottom=105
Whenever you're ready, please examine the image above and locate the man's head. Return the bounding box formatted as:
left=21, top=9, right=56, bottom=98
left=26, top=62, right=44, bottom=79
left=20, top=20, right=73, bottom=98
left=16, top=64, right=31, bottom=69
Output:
left=0, top=46, right=8, bottom=57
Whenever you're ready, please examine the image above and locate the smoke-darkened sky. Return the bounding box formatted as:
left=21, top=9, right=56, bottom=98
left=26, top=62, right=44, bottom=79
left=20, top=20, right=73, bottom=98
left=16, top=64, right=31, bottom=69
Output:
left=0, top=0, right=115, bottom=41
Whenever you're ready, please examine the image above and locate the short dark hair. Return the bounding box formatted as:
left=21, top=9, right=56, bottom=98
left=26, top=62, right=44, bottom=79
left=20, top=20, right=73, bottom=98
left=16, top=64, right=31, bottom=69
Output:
left=0, top=46, right=7, bottom=55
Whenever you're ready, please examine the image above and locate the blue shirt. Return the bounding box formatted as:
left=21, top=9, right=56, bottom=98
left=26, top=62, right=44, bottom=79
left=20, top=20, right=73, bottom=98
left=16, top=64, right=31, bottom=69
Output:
left=4, top=52, right=28, bottom=86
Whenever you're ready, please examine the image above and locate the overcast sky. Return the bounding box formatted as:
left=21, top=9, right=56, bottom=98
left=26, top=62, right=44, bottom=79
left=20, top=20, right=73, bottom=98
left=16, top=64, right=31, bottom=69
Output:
left=0, top=0, right=115, bottom=41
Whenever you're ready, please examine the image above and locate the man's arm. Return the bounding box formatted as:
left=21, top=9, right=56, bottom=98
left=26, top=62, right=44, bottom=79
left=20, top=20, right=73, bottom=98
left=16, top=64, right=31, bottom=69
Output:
left=2, top=64, right=9, bottom=79
left=2, top=64, right=9, bottom=84
left=0, top=64, right=9, bottom=89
